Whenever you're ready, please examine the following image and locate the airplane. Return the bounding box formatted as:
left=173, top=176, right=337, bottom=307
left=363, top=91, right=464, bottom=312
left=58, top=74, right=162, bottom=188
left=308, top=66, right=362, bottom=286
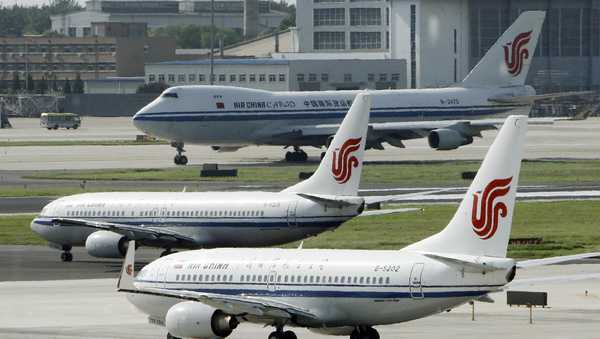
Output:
left=30, top=93, right=417, bottom=262
left=117, top=115, right=600, bottom=339
left=132, top=11, right=588, bottom=166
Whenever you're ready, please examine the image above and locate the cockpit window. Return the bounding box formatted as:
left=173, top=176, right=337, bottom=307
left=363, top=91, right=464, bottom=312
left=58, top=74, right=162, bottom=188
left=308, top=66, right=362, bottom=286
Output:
left=162, top=92, right=178, bottom=98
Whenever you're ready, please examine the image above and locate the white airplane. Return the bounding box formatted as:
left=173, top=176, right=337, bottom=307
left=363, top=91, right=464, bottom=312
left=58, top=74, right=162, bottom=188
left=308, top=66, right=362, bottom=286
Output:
left=31, top=94, right=416, bottom=262
left=133, top=11, right=586, bottom=165
left=117, top=115, right=600, bottom=339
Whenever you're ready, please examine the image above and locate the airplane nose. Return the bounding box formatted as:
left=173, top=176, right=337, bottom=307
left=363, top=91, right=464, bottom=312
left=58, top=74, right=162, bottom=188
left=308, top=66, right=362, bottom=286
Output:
left=30, top=219, right=51, bottom=239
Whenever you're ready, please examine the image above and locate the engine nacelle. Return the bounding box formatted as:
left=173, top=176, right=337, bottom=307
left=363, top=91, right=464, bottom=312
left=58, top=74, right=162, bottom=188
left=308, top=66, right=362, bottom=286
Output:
left=85, top=231, right=127, bottom=258
left=166, top=302, right=238, bottom=339
left=428, top=128, right=473, bottom=150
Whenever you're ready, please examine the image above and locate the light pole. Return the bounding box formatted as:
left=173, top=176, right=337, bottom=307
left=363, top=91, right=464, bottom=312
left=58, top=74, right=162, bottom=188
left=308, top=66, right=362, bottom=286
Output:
left=209, top=0, right=215, bottom=85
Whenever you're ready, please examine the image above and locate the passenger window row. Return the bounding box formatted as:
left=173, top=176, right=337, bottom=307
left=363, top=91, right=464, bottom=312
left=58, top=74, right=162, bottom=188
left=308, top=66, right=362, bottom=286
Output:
left=64, top=209, right=266, bottom=218
left=174, top=273, right=392, bottom=286
left=66, top=210, right=126, bottom=217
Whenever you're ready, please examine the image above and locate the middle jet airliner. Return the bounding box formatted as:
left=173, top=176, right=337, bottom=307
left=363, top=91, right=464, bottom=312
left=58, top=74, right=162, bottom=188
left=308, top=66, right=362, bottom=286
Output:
left=117, top=115, right=600, bottom=339
left=133, top=11, right=588, bottom=165
left=31, top=94, right=415, bottom=262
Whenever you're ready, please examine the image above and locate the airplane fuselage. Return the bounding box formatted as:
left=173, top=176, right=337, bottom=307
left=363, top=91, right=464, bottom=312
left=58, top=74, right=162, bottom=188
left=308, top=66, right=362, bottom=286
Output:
left=132, top=85, right=534, bottom=146
left=31, top=192, right=362, bottom=249
left=128, top=248, right=514, bottom=328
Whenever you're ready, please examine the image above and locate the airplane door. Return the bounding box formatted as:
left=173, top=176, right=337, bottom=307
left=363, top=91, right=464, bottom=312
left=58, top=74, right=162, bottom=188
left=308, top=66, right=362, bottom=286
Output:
left=287, top=201, right=298, bottom=227
left=158, top=207, right=167, bottom=224
left=156, top=264, right=169, bottom=288
left=409, top=263, right=425, bottom=299
left=267, top=271, right=278, bottom=292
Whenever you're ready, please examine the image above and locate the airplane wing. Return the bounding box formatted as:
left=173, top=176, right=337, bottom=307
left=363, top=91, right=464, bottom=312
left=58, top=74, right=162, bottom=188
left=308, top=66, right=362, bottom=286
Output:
left=359, top=208, right=421, bottom=217
left=117, top=241, right=319, bottom=324
left=266, top=114, right=584, bottom=150
left=51, top=218, right=196, bottom=245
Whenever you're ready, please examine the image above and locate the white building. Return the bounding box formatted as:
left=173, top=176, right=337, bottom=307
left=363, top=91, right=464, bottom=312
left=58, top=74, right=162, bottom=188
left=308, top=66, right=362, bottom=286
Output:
left=51, top=0, right=287, bottom=38
left=145, top=58, right=406, bottom=91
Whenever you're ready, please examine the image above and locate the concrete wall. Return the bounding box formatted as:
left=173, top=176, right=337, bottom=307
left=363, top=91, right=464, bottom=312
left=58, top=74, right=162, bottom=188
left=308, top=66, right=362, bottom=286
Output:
left=64, top=94, right=158, bottom=116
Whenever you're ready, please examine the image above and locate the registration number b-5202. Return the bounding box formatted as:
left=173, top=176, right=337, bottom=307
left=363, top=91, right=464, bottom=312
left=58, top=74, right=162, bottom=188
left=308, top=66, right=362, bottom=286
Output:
left=374, top=265, right=401, bottom=272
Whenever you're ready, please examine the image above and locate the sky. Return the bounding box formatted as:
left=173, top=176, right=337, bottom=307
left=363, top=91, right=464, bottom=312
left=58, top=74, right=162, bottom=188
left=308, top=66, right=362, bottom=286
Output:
left=2, top=0, right=295, bottom=7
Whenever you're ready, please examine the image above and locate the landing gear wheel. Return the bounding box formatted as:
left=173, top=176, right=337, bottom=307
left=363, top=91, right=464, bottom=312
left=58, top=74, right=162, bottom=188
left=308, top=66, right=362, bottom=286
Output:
left=171, top=141, right=188, bottom=165
left=283, top=330, right=297, bottom=339
left=366, top=327, right=379, bottom=339
left=166, top=333, right=181, bottom=339
left=60, top=252, right=73, bottom=262
left=350, top=327, right=379, bottom=339
left=284, top=147, right=308, bottom=163
left=268, top=331, right=281, bottom=339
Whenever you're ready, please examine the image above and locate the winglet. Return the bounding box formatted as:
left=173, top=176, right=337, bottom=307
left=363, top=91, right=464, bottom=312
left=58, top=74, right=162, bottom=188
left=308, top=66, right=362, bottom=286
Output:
left=117, top=240, right=136, bottom=291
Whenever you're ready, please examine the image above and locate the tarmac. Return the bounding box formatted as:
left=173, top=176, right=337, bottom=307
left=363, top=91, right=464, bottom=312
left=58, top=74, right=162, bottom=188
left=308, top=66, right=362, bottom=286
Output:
left=0, top=262, right=599, bottom=339
left=0, top=117, right=599, bottom=170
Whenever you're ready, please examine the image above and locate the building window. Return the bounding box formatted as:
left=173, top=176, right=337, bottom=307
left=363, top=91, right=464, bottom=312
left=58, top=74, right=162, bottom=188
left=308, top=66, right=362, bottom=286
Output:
left=350, top=8, right=382, bottom=26
left=314, top=8, right=345, bottom=26
left=379, top=73, right=387, bottom=82
left=350, top=32, right=381, bottom=49
left=279, top=73, right=286, bottom=82
left=321, top=73, right=329, bottom=82
left=148, top=74, right=156, bottom=82
left=259, top=74, right=266, bottom=82
left=199, top=74, right=205, bottom=82
left=68, top=27, right=76, bottom=37
left=188, top=74, right=196, bottom=82
left=410, top=4, right=417, bottom=89
left=239, top=74, right=247, bottom=82
left=249, top=74, right=256, bottom=82
left=218, top=74, right=226, bottom=82
left=391, top=73, right=400, bottom=81
left=344, top=73, right=352, bottom=82
left=368, top=73, right=375, bottom=82
left=230, top=74, right=237, bottom=82
left=314, top=32, right=345, bottom=50
left=83, top=27, right=91, bottom=37
left=268, top=74, right=276, bottom=82
left=297, top=73, right=305, bottom=82
left=178, top=74, right=185, bottom=82
left=168, top=74, right=175, bottom=83
left=308, top=73, right=317, bottom=82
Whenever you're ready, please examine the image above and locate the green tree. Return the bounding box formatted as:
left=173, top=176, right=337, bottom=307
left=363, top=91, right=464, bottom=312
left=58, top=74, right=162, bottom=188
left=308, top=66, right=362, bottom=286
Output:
left=151, top=25, right=243, bottom=49
left=73, top=73, right=84, bottom=93
left=11, top=72, right=21, bottom=92
left=63, top=78, right=72, bottom=94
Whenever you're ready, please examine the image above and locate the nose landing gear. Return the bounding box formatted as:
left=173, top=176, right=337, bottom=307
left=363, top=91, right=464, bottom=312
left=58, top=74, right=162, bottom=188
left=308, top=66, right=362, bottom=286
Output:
left=171, top=141, right=188, bottom=165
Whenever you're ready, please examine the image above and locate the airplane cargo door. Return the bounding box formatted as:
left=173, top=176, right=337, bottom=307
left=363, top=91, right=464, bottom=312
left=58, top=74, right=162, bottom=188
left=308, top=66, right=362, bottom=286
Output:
left=287, top=201, right=298, bottom=227
left=409, top=263, right=425, bottom=299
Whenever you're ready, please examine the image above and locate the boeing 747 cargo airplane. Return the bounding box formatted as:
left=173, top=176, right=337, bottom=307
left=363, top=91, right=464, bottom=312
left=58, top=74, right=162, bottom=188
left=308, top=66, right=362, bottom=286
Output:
left=133, top=11, right=585, bottom=165
left=32, top=94, right=415, bottom=262
left=118, top=115, right=600, bottom=339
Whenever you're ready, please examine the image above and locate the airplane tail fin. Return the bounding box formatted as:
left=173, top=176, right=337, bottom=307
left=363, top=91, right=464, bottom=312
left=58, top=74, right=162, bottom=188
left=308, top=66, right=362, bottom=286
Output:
left=403, top=116, right=527, bottom=258
left=461, top=11, right=545, bottom=88
left=283, top=93, right=370, bottom=196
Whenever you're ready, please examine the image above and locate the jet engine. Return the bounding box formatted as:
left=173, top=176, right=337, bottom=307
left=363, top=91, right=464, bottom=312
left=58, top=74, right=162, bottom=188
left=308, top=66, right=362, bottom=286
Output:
left=428, top=128, right=473, bottom=150
left=165, top=302, right=238, bottom=339
left=85, top=231, right=127, bottom=258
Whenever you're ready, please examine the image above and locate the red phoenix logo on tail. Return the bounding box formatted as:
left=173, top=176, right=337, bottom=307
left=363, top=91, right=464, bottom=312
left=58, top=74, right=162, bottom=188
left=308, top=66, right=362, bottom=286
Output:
left=332, top=137, right=362, bottom=184
left=471, top=177, right=513, bottom=240
left=503, top=31, right=532, bottom=76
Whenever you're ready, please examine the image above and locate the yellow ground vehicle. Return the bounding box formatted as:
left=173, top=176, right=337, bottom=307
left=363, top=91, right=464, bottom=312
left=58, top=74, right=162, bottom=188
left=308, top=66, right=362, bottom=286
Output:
left=40, top=113, right=81, bottom=130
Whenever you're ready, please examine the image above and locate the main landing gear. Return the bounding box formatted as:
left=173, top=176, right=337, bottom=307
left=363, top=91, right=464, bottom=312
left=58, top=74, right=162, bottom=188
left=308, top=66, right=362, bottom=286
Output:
left=350, top=326, right=380, bottom=339
left=171, top=141, right=188, bottom=165
left=268, top=328, right=297, bottom=339
left=284, top=146, right=308, bottom=163
left=60, top=245, right=73, bottom=262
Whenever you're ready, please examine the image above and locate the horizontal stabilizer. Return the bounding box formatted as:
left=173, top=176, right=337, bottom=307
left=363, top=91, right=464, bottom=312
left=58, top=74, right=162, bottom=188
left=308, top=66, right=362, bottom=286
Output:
left=297, top=193, right=364, bottom=207
left=488, top=90, right=596, bottom=104
left=423, top=252, right=514, bottom=273
left=517, top=252, right=600, bottom=268
left=359, top=208, right=421, bottom=217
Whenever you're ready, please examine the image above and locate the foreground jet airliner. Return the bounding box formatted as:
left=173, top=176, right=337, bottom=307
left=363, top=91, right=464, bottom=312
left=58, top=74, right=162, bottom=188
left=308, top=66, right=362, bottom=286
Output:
left=118, top=115, right=600, bottom=339
left=32, top=94, right=414, bottom=262
left=133, top=11, right=583, bottom=165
